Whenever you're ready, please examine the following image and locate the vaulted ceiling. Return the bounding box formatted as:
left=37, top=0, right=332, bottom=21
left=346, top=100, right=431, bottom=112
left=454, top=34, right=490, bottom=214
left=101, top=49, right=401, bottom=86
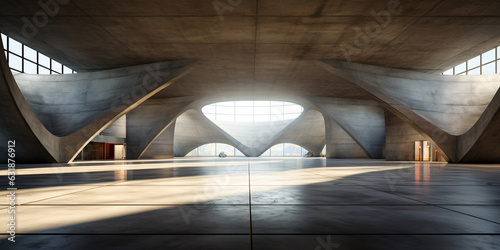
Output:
left=1, top=0, right=500, bottom=99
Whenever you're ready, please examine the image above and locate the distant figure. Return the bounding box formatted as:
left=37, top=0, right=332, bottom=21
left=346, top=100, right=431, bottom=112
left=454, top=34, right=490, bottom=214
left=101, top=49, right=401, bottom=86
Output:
left=218, top=151, right=227, bottom=158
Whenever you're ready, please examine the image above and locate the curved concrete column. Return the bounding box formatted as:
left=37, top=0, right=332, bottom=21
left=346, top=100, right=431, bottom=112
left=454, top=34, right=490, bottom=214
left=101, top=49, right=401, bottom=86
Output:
left=324, top=115, right=369, bottom=158
left=141, top=122, right=176, bottom=159
left=0, top=40, right=195, bottom=163
left=126, top=96, right=198, bottom=159
left=310, top=97, right=386, bottom=159
left=173, top=109, right=240, bottom=157
left=270, top=109, right=326, bottom=156
left=319, top=60, right=500, bottom=163
left=212, top=118, right=296, bottom=157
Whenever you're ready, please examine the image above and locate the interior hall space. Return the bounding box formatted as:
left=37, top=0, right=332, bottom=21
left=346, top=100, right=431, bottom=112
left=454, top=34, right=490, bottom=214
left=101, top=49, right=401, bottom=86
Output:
left=1, top=0, right=500, bottom=249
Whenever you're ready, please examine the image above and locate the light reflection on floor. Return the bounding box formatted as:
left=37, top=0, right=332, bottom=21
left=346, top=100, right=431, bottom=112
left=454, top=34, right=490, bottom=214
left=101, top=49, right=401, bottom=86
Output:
left=0, top=158, right=499, bottom=249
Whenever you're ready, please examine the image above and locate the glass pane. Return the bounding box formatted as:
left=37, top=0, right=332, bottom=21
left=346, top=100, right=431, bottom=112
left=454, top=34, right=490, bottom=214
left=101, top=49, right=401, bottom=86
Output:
left=204, top=113, right=216, bottom=121
left=284, top=105, right=302, bottom=113
left=185, top=149, right=198, bottom=157
left=498, top=47, right=500, bottom=59
left=39, top=53, right=50, bottom=68
left=8, top=37, right=22, bottom=56
left=271, top=101, right=283, bottom=106
left=284, top=143, right=302, bottom=156
left=254, top=115, right=270, bottom=122
left=254, top=101, right=270, bottom=107
left=235, top=106, right=253, bottom=115
left=284, top=113, right=301, bottom=120
left=24, top=60, right=37, bottom=74
left=467, top=56, right=480, bottom=70
left=63, top=66, right=72, bottom=74
left=482, top=62, right=496, bottom=75
left=235, top=115, right=253, bottom=122
left=51, top=60, right=62, bottom=73
left=236, top=101, right=253, bottom=106
left=455, top=62, right=466, bottom=74
left=271, top=144, right=284, bottom=156
left=8, top=53, right=22, bottom=71
left=38, top=66, right=50, bottom=74
left=254, top=106, right=270, bottom=115
left=260, top=148, right=270, bottom=157
left=216, top=144, right=234, bottom=156
left=217, top=114, right=234, bottom=122
left=482, top=48, right=496, bottom=63
left=235, top=148, right=245, bottom=156
left=467, top=67, right=480, bottom=75
left=22, top=46, right=36, bottom=62
left=271, top=105, right=284, bottom=115
left=321, top=145, right=326, bottom=156
left=1, top=34, right=7, bottom=49
left=217, top=105, right=234, bottom=115
left=202, top=105, right=216, bottom=114
left=217, top=101, right=234, bottom=107
left=442, top=68, right=453, bottom=75
left=198, top=143, right=216, bottom=156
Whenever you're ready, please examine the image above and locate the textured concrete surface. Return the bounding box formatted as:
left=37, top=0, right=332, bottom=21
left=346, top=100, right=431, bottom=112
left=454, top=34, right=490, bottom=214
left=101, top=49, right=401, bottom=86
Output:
left=0, top=40, right=196, bottom=163
left=173, top=109, right=240, bottom=157
left=140, top=122, right=175, bottom=159
left=2, top=1, right=500, bottom=99
left=320, top=60, right=500, bottom=163
left=126, top=96, right=198, bottom=159
left=0, top=158, right=499, bottom=249
left=271, top=109, right=326, bottom=156
left=324, top=115, right=369, bottom=159
left=311, top=97, right=386, bottom=159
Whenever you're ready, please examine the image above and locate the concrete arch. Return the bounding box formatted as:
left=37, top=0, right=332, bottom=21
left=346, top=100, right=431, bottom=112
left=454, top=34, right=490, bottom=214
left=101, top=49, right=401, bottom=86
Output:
left=137, top=94, right=385, bottom=160
left=269, top=109, right=326, bottom=156
left=0, top=40, right=195, bottom=163
left=172, top=109, right=242, bottom=157
left=319, top=60, right=500, bottom=162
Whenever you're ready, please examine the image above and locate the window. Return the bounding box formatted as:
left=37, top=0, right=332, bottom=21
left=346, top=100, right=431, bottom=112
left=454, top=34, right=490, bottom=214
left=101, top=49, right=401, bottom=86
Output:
left=185, top=143, right=244, bottom=157
left=1, top=33, right=76, bottom=74
left=202, top=101, right=304, bottom=123
left=260, top=143, right=309, bottom=157
left=443, top=46, right=499, bottom=75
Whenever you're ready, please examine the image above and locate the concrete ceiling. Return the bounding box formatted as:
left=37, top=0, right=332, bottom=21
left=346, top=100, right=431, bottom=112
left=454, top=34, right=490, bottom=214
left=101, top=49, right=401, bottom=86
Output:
left=1, top=0, right=500, bottom=98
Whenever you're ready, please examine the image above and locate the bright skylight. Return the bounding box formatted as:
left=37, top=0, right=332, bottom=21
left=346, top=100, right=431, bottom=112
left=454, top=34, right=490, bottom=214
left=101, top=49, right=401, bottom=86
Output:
left=202, top=101, right=304, bottom=122
left=443, top=46, right=500, bottom=75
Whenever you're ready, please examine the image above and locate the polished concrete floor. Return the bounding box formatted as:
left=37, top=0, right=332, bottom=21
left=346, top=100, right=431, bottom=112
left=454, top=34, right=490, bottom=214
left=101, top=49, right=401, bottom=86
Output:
left=1, top=158, right=499, bottom=249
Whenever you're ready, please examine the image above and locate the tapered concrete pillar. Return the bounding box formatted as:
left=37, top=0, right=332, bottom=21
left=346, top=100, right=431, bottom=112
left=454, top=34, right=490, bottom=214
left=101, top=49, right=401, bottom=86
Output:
left=319, top=60, right=500, bottom=163
left=0, top=39, right=196, bottom=163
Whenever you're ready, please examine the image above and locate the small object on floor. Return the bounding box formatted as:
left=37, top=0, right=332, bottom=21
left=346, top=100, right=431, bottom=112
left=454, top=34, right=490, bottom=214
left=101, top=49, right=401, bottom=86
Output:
left=218, top=151, right=227, bottom=158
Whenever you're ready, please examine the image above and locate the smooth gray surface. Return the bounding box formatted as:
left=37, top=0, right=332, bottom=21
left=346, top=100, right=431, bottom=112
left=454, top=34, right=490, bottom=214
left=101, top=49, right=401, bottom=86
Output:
left=271, top=109, right=326, bottom=156
left=141, top=122, right=176, bottom=159
left=126, top=96, right=197, bottom=159
left=173, top=109, right=240, bottom=157
left=319, top=60, right=500, bottom=163
left=311, top=97, right=386, bottom=159
left=0, top=39, right=196, bottom=163
left=0, top=158, right=499, bottom=249
left=2, top=1, right=500, bottom=100
left=324, top=115, right=369, bottom=159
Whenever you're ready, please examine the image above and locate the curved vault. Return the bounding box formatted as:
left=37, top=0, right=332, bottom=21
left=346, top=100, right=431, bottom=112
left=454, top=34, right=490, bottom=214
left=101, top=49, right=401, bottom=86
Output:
left=319, top=60, right=500, bottom=163
left=0, top=39, right=196, bottom=163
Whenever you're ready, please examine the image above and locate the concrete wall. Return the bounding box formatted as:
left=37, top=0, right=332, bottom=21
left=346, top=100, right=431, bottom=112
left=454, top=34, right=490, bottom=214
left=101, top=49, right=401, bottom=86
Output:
left=173, top=109, right=239, bottom=157
left=325, top=115, right=368, bottom=158
left=312, top=97, right=386, bottom=159
left=141, top=123, right=175, bottom=159
left=320, top=60, right=500, bottom=163
left=0, top=38, right=195, bottom=163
